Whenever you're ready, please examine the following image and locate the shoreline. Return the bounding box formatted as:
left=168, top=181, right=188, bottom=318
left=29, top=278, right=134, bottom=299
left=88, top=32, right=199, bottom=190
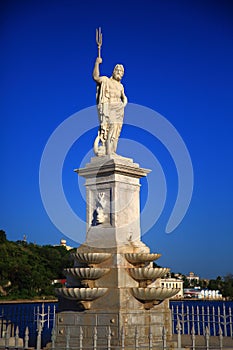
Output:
left=0, top=299, right=58, bottom=304
left=172, top=298, right=228, bottom=301
left=0, top=298, right=230, bottom=304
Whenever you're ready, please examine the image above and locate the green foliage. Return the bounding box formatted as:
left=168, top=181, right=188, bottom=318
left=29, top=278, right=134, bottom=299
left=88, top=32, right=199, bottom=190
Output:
left=222, top=274, right=233, bottom=299
left=182, top=276, right=190, bottom=288
left=0, top=230, right=7, bottom=243
left=194, top=275, right=233, bottom=299
left=198, top=279, right=209, bottom=289
left=0, top=232, right=74, bottom=300
left=208, top=277, right=223, bottom=291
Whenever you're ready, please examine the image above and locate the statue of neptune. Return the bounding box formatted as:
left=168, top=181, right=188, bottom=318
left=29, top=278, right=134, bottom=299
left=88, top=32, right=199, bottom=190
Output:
left=93, top=28, right=128, bottom=156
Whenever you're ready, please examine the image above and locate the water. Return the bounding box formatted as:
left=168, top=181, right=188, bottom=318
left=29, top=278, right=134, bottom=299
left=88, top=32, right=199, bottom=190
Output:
left=0, top=300, right=232, bottom=347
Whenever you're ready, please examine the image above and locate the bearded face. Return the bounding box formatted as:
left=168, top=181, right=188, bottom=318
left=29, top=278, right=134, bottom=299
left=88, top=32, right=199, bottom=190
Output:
left=112, top=65, right=124, bottom=81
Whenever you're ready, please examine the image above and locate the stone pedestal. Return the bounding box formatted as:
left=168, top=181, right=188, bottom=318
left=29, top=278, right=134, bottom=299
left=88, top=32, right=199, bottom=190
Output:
left=77, top=154, right=150, bottom=249
left=54, top=155, right=178, bottom=349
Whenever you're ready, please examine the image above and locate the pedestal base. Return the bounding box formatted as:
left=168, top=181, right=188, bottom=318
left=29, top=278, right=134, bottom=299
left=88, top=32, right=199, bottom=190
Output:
left=54, top=155, right=177, bottom=349
left=55, top=302, right=175, bottom=349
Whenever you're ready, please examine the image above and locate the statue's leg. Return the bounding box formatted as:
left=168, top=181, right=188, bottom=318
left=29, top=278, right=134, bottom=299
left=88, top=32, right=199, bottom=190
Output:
left=106, top=138, right=112, bottom=155
left=112, top=122, right=123, bottom=153
left=106, top=122, right=115, bottom=155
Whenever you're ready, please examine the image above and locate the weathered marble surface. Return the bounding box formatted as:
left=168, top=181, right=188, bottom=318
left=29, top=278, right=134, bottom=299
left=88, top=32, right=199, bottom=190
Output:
left=76, top=155, right=150, bottom=250
left=54, top=30, right=178, bottom=347
left=93, top=57, right=128, bottom=156
left=55, top=155, right=178, bottom=348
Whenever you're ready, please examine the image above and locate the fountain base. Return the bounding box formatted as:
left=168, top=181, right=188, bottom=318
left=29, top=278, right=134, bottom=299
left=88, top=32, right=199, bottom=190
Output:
left=54, top=155, right=178, bottom=349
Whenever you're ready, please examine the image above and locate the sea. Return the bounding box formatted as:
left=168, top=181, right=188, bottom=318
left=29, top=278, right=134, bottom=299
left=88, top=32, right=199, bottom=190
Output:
left=0, top=300, right=232, bottom=347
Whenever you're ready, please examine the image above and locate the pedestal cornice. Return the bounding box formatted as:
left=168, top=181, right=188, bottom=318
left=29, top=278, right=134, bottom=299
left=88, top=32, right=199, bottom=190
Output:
left=75, top=155, right=151, bottom=179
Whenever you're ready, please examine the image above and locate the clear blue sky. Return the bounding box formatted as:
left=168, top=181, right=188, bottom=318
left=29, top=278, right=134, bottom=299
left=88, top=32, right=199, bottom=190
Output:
left=1, top=0, right=233, bottom=279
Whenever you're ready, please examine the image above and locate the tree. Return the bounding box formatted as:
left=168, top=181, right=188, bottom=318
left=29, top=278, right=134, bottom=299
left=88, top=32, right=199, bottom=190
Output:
left=222, top=274, right=233, bottom=299
left=182, top=276, right=190, bottom=288
left=0, top=232, right=75, bottom=299
left=0, top=230, right=7, bottom=243
left=199, top=279, right=208, bottom=289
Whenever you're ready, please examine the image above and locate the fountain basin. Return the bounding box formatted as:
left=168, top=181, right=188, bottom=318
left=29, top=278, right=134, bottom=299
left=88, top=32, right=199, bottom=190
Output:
left=56, top=287, right=108, bottom=301
left=129, top=267, right=169, bottom=281
left=131, top=287, right=180, bottom=302
left=64, top=267, right=110, bottom=280
left=74, top=252, right=111, bottom=266
left=125, top=253, right=161, bottom=266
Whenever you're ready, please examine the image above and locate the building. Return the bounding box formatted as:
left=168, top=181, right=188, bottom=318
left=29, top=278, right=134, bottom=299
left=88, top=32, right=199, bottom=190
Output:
left=159, top=278, right=184, bottom=299
left=184, top=288, right=223, bottom=300
left=183, top=287, right=201, bottom=298
left=60, top=239, right=73, bottom=250
left=200, top=289, right=222, bottom=300
left=186, top=271, right=200, bottom=285
left=53, top=239, right=73, bottom=250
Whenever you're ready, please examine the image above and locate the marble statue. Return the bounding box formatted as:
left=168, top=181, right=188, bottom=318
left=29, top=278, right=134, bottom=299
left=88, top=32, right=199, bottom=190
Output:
left=95, top=192, right=107, bottom=224
left=93, top=28, right=128, bottom=156
left=55, top=28, right=177, bottom=350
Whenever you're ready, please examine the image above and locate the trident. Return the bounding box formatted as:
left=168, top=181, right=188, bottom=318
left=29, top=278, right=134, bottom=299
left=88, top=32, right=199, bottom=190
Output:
left=96, top=27, right=102, bottom=58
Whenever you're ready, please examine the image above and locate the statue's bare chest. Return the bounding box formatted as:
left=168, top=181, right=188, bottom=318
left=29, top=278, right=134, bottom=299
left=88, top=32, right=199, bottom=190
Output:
left=108, top=80, right=122, bottom=98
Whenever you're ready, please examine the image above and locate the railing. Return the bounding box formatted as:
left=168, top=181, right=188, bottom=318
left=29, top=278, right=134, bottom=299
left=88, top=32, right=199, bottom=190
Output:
left=0, top=319, right=14, bottom=338
left=175, top=319, right=229, bottom=350
left=34, top=303, right=55, bottom=350
left=0, top=302, right=55, bottom=348
left=0, top=302, right=233, bottom=349
left=172, top=303, right=233, bottom=337
left=50, top=325, right=168, bottom=349
left=0, top=302, right=55, bottom=350
left=0, top=322, right=232, bottom=349
left=0, top=324, right=29, bottom=349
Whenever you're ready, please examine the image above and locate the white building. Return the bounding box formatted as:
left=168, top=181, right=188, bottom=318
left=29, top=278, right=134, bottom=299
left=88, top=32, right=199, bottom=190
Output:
left=60, top=239, right=73, bottom=250
left=184, top=288, right=223, bottom=300
left=53, top=239, right=73, bottom=250
left=200, top=289, right=222, bottom=300
left=159, top=278, right=184, bottom=299
left=186, top=271, right=200, bottom=285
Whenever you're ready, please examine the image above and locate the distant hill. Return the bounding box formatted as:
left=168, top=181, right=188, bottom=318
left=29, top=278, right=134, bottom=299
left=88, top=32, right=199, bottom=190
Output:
left=0, top=230, right=74, bottom=300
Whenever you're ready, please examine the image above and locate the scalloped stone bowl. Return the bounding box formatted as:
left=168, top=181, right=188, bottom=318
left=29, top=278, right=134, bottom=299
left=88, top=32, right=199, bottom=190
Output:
left=74, top=252, right=111, bottom=265
left=64, top=267, right=110, bottom=280
left=56, top=287, right=108, bottom=301
left=129, top=267, right=170, bottom=281
left=125, top=253, right=161, bottom=265
left=131, top=287, right=180, bottom=301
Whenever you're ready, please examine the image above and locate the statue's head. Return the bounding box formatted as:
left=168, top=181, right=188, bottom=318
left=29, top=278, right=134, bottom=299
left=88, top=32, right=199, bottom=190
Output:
left=112, top=64, right=124, bottom=81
